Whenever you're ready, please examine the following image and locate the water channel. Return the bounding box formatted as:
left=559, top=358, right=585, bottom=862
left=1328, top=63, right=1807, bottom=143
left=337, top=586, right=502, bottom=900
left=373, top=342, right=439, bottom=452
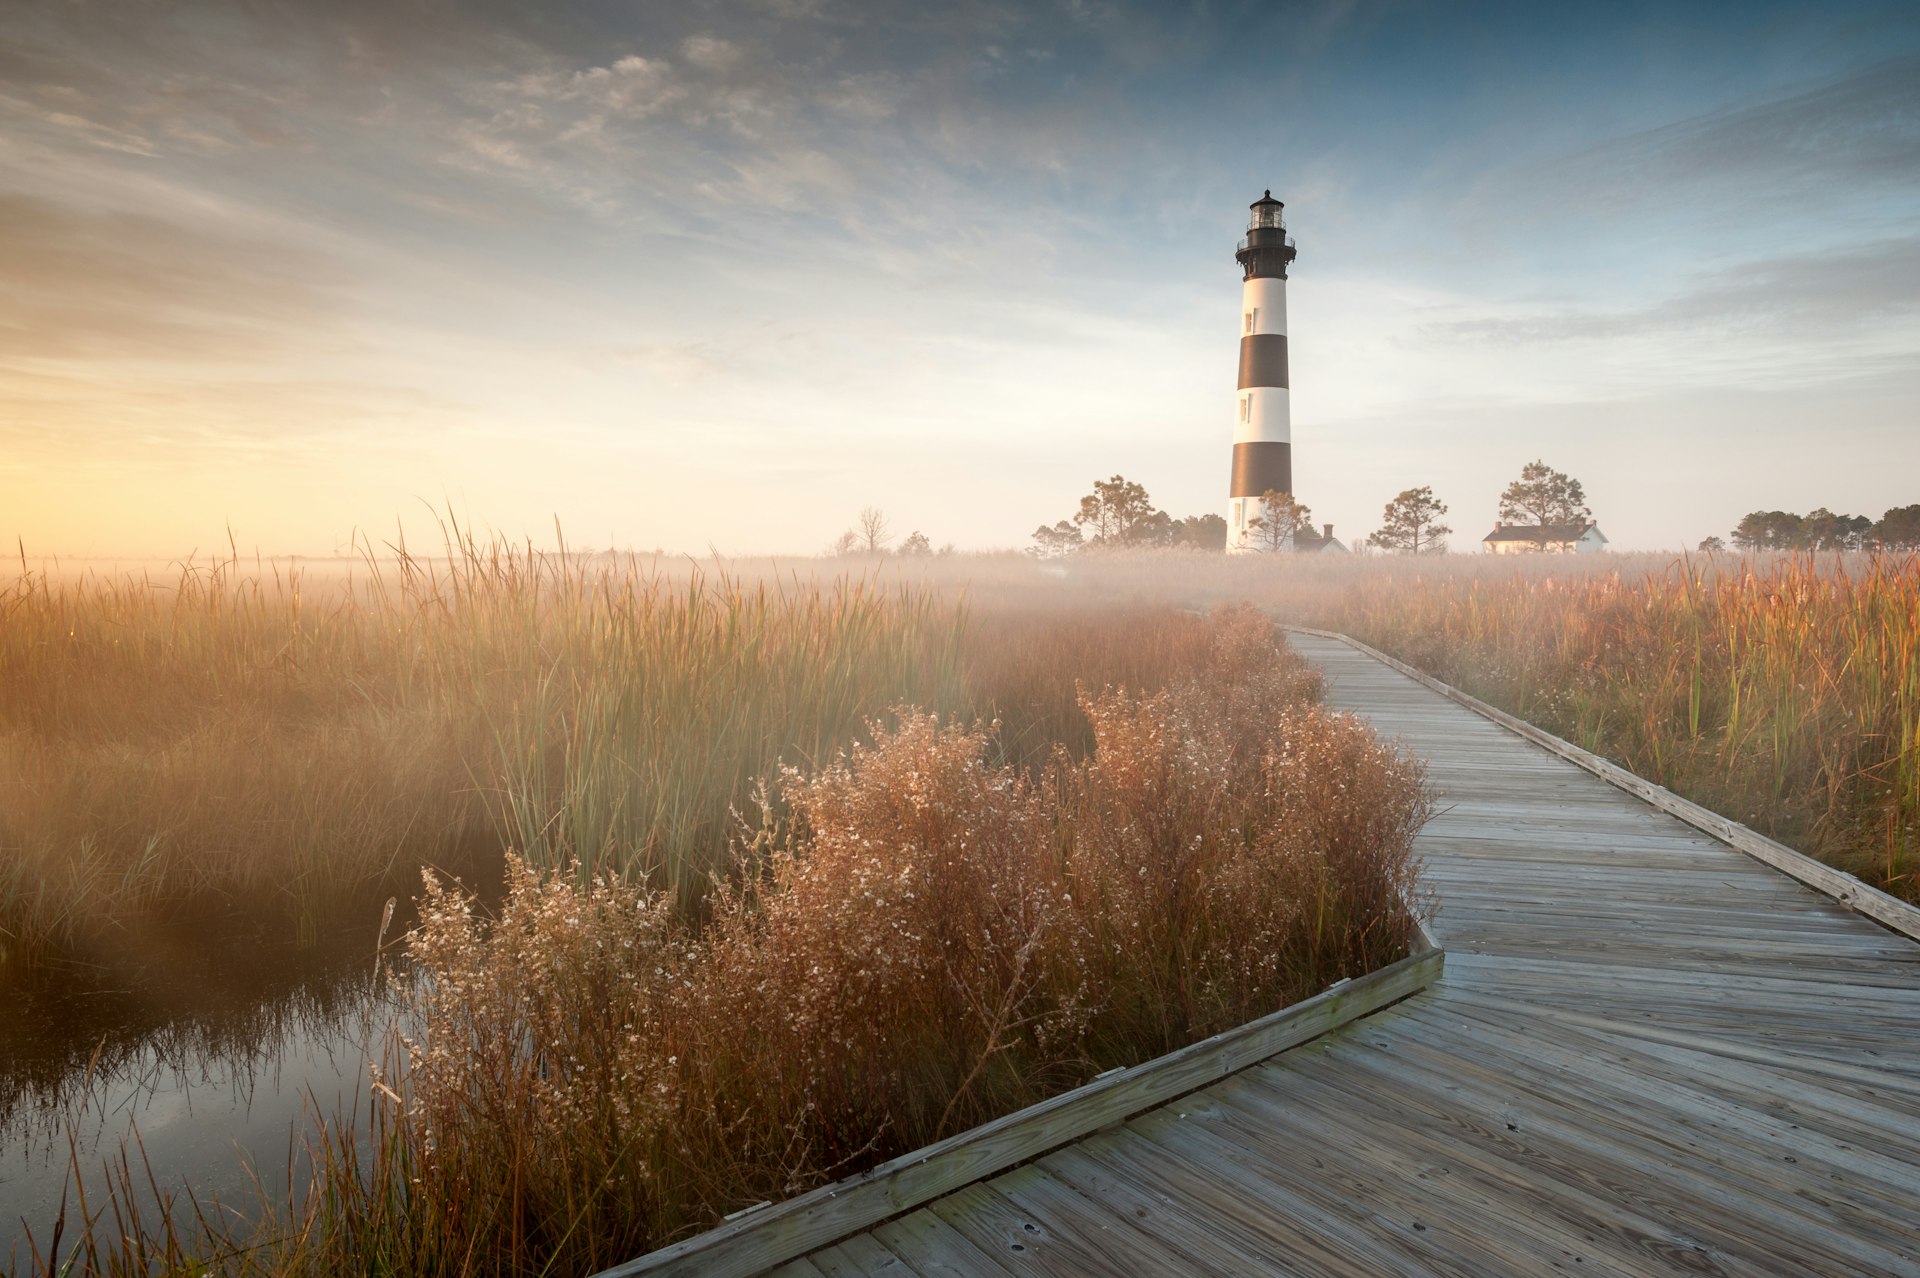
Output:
left=1, top=908, right=417, bottom=1266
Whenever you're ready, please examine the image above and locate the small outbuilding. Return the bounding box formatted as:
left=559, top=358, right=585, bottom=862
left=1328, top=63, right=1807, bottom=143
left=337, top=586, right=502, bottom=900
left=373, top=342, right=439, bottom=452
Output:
left=1482, top=520, right=1608, bottom=554
left=1294, top=522, right=1349, bottom=554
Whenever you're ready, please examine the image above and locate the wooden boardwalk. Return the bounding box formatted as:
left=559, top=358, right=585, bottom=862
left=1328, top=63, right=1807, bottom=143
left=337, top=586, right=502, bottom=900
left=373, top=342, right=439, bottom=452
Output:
left=759, top=632, right=1920, bottom=1277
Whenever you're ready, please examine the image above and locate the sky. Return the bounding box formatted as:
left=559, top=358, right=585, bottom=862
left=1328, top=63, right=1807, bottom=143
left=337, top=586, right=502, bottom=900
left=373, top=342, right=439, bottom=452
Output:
left=4, top=0, right=1919, bottom=557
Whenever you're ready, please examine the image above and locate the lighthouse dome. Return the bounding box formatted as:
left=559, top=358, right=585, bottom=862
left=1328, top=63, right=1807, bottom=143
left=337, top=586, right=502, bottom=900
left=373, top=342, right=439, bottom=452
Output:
left=1248, top=190, right=1286, bottom=230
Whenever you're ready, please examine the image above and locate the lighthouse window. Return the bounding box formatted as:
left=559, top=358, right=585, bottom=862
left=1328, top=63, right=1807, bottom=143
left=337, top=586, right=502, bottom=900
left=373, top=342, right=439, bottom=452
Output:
left=1240, top=395, right=1251, bottom=422
left=1243, top=310, right=1254, bottom=334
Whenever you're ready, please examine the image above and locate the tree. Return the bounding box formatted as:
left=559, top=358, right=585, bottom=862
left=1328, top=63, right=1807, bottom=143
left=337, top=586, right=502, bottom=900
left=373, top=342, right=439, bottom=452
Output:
left=1247, top=489, right=1311, bottom=553
left=1730, top=510, right=1805, bottom=551
left=1367, top=486, right=1452, bottom=554
left=827, top=529, right=861, bottom=556
left=898, top=530, right=932, bottom=557
left=1873, top=504, right=1920, bottom=550
left=1497, top=460, right=1592, bottom=551
left=1170, top=513, right=1228, bottom=551
left=1028, top=520, right=1083, bottom=558
left=1072, top=475, right=1166, bottom=548
left=1803, top=507, right=1871, bottom=552
left=857, top=506, right=892, bottom=554
left=1697, top=535, right=1727, bottom=552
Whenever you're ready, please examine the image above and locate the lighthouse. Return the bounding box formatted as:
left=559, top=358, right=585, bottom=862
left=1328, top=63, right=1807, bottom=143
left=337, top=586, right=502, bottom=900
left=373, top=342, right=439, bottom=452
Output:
left=1226, top=191, right=1298, bottom=552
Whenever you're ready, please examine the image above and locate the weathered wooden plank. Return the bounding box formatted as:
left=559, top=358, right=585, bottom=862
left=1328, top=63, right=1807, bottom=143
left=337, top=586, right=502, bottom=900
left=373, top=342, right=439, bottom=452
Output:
left=870, top=1210, right=1020, bottom=1278
left=925, top=1182, right=1139, bottom=1278
left=1068, top=1121, right=1394, bottom=1276
left=763, top=1260, right=833, bottom=1278
left=1134, top=1101, right=1526, bottom=1275
left=986, top=1163, right=1235, bottom=1275
left=1205, top=1067, right=1734, bottom=1277
left=808, top=1234, right=914, bottom=1277
left=1122, top=1107, right=1443, bottom=1275
left=595, top=944, right=1441, bottom=1277
left=1336, top=1023, right=1920, bottom=1265
left=1022, top=1148, right=1297, bottom=1275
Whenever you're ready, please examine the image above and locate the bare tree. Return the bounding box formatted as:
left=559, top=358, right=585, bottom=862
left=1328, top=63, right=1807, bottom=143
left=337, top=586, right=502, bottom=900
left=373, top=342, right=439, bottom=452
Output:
left=857, top=507, right=892, bottom=554
left=898, top=530, right=933, bottom=557
left=827, top=529, right=861, bottom=557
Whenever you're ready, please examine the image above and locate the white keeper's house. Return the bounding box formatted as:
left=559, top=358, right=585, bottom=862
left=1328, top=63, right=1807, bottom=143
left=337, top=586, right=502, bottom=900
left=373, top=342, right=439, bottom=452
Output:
left=1482, top=520, right=1609, bottom=554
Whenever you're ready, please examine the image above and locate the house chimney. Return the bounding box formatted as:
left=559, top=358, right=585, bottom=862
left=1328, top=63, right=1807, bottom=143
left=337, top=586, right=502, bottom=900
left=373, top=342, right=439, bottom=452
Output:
left=1323, top=523, right=1334, bottom=542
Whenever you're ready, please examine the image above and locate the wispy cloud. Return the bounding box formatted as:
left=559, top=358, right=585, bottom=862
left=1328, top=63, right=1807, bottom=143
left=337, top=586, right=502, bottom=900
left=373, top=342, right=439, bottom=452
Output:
left=0, top=194, right=342, bottom=361
left=1487, top=53, right=1920, bottom=225
left=1425, top=234, right=1920, bottom=346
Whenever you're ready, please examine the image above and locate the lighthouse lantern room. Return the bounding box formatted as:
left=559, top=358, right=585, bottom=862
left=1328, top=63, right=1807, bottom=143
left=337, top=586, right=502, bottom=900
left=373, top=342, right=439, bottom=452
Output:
left=1227, top=191, right=1298, bottom=552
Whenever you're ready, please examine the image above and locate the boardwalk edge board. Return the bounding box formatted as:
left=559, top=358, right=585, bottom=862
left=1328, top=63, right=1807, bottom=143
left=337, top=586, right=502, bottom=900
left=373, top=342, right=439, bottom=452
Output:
left=1286, top=625, right=1920, bottom=945
left=594, top=926, right=1442, bottom=1278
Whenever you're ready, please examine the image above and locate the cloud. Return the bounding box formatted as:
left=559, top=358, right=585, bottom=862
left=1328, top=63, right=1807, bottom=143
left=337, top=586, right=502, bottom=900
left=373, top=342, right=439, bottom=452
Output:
left=681, top=36, right=742, bottom=73
left=1494, top=53, right=1920, bottom=220
left=0, top=194, right=342, bottom=362
left=1423, top=235, right=1920, bottom=345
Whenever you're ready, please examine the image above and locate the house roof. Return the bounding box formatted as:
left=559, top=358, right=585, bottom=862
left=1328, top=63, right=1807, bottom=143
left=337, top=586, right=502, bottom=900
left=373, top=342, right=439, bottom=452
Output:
left=1482, top=523, right=1606, bottom=544
left=1292, top=528, right=1348, bottom=554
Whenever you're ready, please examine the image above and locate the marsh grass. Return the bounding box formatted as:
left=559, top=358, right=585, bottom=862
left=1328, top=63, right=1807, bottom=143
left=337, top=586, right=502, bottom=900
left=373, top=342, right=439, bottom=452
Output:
left=19, top=605, right=1428, bottom=1276
left=3, top=535, right=1275, bottom=975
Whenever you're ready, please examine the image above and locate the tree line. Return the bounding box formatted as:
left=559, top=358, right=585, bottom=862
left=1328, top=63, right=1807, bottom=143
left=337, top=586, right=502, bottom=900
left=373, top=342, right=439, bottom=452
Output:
left=1703, top=506, right=1920, bottom=553
left=1026, top=459, right=1596, bottom=557
left=1030, top=476, right=1230, bottom=554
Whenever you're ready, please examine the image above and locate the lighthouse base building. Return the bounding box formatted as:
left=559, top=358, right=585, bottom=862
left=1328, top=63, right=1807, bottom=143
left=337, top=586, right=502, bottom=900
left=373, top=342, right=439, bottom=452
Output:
left=1228, top=191, right=1300, bottom=554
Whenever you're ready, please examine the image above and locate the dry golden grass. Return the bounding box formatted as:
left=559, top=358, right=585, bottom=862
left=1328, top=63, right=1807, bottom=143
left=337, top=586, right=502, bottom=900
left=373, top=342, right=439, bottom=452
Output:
left=2, top=540, right=1268, bottom=974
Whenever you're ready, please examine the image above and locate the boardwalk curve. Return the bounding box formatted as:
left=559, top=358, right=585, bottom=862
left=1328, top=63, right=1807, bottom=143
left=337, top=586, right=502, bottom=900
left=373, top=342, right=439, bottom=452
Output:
left=614, top=632, right=1920, bottom=1277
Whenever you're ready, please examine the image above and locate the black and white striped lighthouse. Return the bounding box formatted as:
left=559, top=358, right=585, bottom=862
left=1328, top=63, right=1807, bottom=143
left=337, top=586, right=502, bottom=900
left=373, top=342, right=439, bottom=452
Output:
left=1227, top=190, right=1298, bottom=552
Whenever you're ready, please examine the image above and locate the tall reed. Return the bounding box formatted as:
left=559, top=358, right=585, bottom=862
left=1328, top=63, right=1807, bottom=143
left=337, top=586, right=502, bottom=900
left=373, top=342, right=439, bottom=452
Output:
left=0, top=535, right=973, bottom=966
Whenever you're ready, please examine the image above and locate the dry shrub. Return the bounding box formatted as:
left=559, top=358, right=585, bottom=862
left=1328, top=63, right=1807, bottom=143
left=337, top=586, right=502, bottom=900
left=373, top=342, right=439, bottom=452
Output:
left=957, top=604, right=1219, bottom=766
left=1056, top=606, right=1417, bottom=1060
left=332, top=605, right=1428, bottom=1275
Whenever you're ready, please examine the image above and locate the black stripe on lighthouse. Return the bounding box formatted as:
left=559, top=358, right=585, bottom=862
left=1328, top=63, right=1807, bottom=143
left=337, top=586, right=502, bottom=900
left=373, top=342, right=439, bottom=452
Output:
left=1229, top=441, right=1291, bottom=499
left=1236, top=334, right=1288, bottom=390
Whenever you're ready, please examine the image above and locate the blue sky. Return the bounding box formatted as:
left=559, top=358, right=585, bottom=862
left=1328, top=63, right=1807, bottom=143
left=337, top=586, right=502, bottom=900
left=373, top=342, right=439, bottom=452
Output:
left=4, top=0, right=1918, bottom=554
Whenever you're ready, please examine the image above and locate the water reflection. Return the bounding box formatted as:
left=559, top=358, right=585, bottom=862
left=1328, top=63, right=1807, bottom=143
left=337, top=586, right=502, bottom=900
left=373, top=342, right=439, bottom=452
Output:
left=1, top=914, right=416, bottom=1264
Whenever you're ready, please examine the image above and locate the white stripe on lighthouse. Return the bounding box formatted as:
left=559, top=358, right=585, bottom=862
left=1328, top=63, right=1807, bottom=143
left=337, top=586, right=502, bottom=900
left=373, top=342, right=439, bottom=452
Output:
left=1241, top=277, right=1288, bottom=337
left=1233, top=387, right=1290, bottom=444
